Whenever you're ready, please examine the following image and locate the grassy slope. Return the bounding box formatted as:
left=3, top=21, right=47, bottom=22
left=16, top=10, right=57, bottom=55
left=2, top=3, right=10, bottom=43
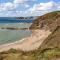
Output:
left=0, top=11, right=60, bottom=60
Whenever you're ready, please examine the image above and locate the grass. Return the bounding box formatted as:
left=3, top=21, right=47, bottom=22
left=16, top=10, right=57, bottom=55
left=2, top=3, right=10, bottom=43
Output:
left=0, top=48, right=60, bottom=60
left=40, top=48, right=60, bottom=60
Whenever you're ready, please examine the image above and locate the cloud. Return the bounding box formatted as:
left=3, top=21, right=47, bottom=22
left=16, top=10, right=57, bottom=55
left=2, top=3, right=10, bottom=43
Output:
left=13, top=0, right=36, bottom=4
left=0, top=1, right=60, bottom=17
left=13, top=0, right=28, bottom=4
left=25, top=1, right=60, bottom=16
left=57, top=3, right=60, bottom=10
left=25, top=4, right=30, bottom=8
left=58, top=6, right=60, bottom=9
left=0, top=0, right=31, bottom=12
left=35, top=1, right=55, bottom=11
left=0, top=2, right=17, bottom=12
left=28, top=1, right=56, bottom=12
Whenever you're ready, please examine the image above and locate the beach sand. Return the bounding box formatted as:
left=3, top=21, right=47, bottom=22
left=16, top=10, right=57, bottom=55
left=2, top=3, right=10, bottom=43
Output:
left=0, top=29, right=51, bottom=52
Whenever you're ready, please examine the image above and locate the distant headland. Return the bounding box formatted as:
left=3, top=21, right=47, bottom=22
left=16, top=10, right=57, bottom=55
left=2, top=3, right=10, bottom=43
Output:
left=16, top=17, right=37, bottom=20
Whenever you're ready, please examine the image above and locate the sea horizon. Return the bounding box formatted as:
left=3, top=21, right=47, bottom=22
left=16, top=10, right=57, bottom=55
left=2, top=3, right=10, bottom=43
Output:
left=0, top=17, right=32, bottom=45
left=0, top=17, right=35, bottom=23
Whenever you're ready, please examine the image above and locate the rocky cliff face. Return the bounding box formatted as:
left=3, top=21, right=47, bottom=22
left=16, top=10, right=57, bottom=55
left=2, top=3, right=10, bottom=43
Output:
left=30, top=11, right=60, bottom=31
left=30, top=11, right=60, bottom=49
left=29, top=11, right=60, bottom=60
left=40, top=26, right=60, bottom=48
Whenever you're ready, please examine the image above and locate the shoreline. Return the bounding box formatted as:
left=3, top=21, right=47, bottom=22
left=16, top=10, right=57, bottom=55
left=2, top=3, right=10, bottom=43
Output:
left=0, top=36, right=30, bottom=48
left=0, top=29, right=52, bottom=52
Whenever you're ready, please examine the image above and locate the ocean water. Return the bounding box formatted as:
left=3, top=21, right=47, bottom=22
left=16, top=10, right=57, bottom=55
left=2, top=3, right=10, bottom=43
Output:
left=0, top=17, right=33, bottom=45
left=0, top=17, right=34, bottom=23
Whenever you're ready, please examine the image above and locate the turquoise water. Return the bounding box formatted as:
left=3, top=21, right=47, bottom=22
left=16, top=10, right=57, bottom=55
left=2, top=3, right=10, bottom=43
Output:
left=0, top=23, right=32, bottom=28
left=0, top=23, right=32, bottom=45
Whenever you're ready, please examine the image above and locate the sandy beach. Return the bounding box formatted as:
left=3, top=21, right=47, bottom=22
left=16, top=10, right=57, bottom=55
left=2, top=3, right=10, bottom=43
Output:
left=0, top=29, right=51, bottom=52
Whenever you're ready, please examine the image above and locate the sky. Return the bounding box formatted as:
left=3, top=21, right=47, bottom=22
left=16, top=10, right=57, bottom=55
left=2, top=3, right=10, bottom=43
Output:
left=0, top=0, right=60, bottom=17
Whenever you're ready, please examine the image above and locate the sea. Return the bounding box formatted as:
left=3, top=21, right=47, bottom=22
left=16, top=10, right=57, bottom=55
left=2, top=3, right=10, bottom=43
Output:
left=0, top=17, right=33, bottom=45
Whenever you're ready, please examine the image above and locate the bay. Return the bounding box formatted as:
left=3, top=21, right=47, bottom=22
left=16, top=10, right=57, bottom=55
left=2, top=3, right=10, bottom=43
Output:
left=0, top=23, right=32, bottom=45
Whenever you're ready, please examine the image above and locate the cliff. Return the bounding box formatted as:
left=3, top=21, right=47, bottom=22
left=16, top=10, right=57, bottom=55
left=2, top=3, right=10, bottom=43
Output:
left=0, top=11, right=60, bottom=60
left=30, top=11, right=60, bottom=48
left=30, top=11, right=60, bottom=31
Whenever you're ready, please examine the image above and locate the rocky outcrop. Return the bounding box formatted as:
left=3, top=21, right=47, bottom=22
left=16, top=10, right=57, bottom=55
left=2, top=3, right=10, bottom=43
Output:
left=1, top=27, right=28, bottom=30
left=30, top=11, right=60, bottom=31
left=30, top=11, right=60, bottom=49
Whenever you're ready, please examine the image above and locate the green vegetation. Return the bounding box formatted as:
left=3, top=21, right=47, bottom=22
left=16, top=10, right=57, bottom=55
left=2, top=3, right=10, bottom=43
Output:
left=0, top=11, right=60, bottom=60
left=39, top=48, right=60, bottom=60
left=0, top=48, right=60, bottom=60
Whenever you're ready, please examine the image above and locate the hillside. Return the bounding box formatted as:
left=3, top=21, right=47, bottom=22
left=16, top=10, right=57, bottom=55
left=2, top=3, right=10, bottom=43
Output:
left=40, top=26, right=60, bottom=49
left=30, top=11, right=60, bottom=48
left=30, top=11, right=60, bottom=31
left=0, top=11, right=60, bottom=60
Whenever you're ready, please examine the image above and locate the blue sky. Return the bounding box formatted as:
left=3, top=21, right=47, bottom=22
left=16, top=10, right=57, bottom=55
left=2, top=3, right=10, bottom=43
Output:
left=0, top=0, right=60, bottom=17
